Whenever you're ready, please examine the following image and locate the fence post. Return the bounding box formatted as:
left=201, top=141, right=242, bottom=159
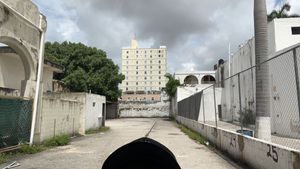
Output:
left=203, top=93, right=205, bottom=124
left=238, top=73, right=243, bottom=133
left=293, top=49, right=300, bottom=118
left=53, top=119, right=56, bottom=137
left=213, top=84, right=218, bottom=128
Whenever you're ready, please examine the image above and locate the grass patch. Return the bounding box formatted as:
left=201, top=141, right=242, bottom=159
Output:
left=20, top=144, right=46, bottom=154
left=0, top=146, right=46, bottom=164
left=177, top=123, right=207, bottom=145
left=43, top=135, right=70, bottom=147
left=85, top=127, right=110, bottom=134
left=0, top=134, right=71, bottom=164
left=0, top=153, right=9, bottom=164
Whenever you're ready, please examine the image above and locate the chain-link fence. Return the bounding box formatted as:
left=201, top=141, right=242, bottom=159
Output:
left=0, top=96, right=33, bottom=149
left=178, top=44, right=300, bottom=151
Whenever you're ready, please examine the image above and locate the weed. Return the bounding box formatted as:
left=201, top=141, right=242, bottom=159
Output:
left=85, top=127, right=110, bottom=134
left=177, top=124, right=207, bottom=145
left=0, top=153, right=8, bottom=164
left=20, top=144, right=46, bottom=154
left=43, top=135, right=70, bottom=147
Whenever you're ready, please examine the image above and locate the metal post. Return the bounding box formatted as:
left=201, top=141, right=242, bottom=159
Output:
left=72, top=118, right=75, bottom=136
left=213, top=84, right=218, bottom=127
left=203, top=93, right=206, bottom=123
left=293, top=49, right=300, bottom=118
left=238, top=73, right=243, bottom=133
left=53, top=119, right=56, bottom=137
left=30, top=15, right=46, bottom=146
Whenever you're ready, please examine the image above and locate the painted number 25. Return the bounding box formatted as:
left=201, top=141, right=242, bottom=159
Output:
left=267, top=144, right=278, bottom=163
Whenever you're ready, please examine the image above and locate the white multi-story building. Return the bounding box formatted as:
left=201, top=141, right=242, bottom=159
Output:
left=121, top=39, right=167, bottom=101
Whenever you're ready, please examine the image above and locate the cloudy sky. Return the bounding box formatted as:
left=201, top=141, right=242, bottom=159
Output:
left=32, top=0, right=300, bottom=73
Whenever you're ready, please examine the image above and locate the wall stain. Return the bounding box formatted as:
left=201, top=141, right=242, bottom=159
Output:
left=238, top=135, right=244, bottom=161
left=293, top=151, right=300, bottom=169
left=0, top=5, right=9, bottom=28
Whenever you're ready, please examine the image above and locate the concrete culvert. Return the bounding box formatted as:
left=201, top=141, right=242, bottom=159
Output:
left=102, top=137, right=181, bottom=169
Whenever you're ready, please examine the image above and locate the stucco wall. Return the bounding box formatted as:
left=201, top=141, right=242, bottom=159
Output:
left=0, top=52, right=25, bottom=90
left=0, top=0, right=46, bottom=97
left=176, top=116, right=300, bottom=169
left=198, top=87, right=222, bottom=122
left=175, top=71, right=215, bottom=85
left=270, top=18, right=300, bottom=53
left=84, top=94, right=106, bottom=130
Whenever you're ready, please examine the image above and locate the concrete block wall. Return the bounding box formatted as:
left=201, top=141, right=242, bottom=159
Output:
left=119, top=101, right=169, bottom=118
left=36, top=92, right=106, bottom=142
left=176, top=116, right=300, bottom=169
left=39, top=96, right=82, bottom=141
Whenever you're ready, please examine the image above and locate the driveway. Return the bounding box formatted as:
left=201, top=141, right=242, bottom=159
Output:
left=0, top=118, right=243, bottom=169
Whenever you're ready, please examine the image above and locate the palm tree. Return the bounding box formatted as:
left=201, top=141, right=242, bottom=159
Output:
left=254, top=0, right=271, bottom=140
left=268, top=3, right=300, bottom=21
left=164, top=73, right=180, bottom=98
left=164, top=73, right=181, bottom=118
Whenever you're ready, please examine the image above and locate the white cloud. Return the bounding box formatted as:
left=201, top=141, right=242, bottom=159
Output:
left=32, top=0, right=284, bottom=72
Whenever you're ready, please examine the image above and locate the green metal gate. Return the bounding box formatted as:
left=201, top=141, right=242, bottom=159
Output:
left=0, top=97, right=33, bottom=148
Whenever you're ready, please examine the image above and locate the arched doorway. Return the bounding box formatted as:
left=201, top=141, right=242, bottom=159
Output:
left=0, top=36, right=35, bottom=97
left=184, top=75, right=199, bottom=85
left=201, top=75, right=216, bottom=84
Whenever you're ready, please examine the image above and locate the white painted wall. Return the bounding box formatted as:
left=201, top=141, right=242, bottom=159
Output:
left=198, top=87, right=222, bottom=122
left=0, top=53, right=25, bottom=90
left=176, top=116, right=300, bottom=169
left=177, top=84, right=212, bottom=102
left=0, top=52, right=59, bottom=94
left=84, top=94, right=106, bottom=130
left=269, top=18, right=300, bottom=54
left=175, top=71, right=215, bottom=85
left=36, top=93, right=106, bottom=142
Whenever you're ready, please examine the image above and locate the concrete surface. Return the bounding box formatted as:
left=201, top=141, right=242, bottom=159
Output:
left=0, top=118, right=242, bottom=169
left=177, top=116, right=300, bottom=169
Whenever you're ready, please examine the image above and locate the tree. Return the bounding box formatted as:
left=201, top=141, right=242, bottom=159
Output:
left=44, top=41, right=125, bottom=101
left=268, top=3, right=299, bottom=21
left=254, top=0, right=271, bottom=140
left=164, top=73, right=180, bottom=98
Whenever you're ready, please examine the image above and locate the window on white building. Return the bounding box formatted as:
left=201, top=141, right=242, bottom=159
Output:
left=292, top=27, right=300, bottom=35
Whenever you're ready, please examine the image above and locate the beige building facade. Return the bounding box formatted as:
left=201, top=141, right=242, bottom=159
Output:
left=121, top=40, right=167, bottom=101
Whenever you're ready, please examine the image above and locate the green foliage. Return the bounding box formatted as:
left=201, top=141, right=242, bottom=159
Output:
left=164, top=73, right=181, bottom=98
left=43, top=135, right=70, bottom=147
left=0, top=153, right=8, bottom=164
left=20, top=145, right=46, bottom=154
left=268, top=3, right=299, bottom=21
left=85, top=127, right=110, bottom=134
left=44, top=41, right=124, bottom=101
left=177, top=123, right=206, bottom=145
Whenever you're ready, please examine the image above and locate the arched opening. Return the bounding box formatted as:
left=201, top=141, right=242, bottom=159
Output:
left=201, top=75, right=216, bottom=84
left=184, top=75, right=199, bottom=85
left=0, top=36, right=35, bottom=96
